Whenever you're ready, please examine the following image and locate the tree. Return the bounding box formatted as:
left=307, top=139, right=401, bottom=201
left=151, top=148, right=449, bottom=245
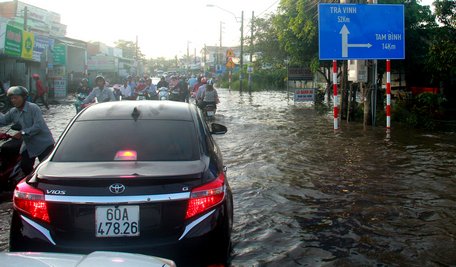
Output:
left=114, top=40, right=145, bottom=60
left=427, top=0, right=456, bottom=101
left=248, top=14, right=287, bottom=68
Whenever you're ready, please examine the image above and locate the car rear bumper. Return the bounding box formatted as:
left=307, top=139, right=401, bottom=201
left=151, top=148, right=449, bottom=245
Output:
left=10, top=204, right=231, bottom=265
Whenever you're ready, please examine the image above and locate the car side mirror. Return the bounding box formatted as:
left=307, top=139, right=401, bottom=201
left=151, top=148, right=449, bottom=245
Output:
left=11, top=123, right=22, bottom=131
left=211, top=123, right=227, bottom=135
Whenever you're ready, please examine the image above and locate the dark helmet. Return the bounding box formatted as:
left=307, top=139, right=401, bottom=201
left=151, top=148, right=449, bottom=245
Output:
left=95, top=75, right=105, bottom=83
left=81, top=78, right=88, bottom=83
left=207, top=79, right=214, bottom=85
left=7, top=86, right=29, bottom=98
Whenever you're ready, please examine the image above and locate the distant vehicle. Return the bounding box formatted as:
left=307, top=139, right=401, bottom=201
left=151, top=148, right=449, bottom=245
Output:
left=0, top=251, right=176, bottom=267
left=9, top=101, right=233, bottom=266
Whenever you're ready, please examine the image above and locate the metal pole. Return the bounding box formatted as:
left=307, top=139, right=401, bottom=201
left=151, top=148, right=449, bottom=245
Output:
left=239, top=11, right=244, bottom=93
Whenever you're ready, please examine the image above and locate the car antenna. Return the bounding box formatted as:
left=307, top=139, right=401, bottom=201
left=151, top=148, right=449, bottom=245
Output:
left=131, top=107, right=140, bottom=121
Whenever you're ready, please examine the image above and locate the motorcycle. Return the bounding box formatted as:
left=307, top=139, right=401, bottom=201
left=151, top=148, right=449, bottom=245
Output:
left=74, top=93, right=88, bottom=113
left=158, top=87, right=170, bottom=101
left=0, top=124, right=23, bottom=192
left=136, top=91, right=148, bottom=100
left=0, top=93, right=11, bottom=114
left=169, top=87, right=181, bottom=101
left=203, top=103, right=217, bottom=121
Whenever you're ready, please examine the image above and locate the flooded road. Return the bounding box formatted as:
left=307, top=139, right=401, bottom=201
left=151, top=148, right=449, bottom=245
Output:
left=1, top=89, right=456, bottom=266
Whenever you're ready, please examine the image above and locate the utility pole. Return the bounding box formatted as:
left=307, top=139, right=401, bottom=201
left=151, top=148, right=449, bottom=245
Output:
left=248, top=11, right=254, bottom=93
left=23, top=6, right=28, bottom=30
left=240, top=11, right=244, bottom=93
left=24, top=6, right=29, bottom=90
left=219, top=21, right=223, bottom=69
left=250, top=11, right=254, bottom=63
left=135, top=35, right=139, bottom=76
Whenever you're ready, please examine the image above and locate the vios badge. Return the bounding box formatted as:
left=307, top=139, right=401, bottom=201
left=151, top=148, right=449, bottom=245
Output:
left=109, top=183, right=126, bottom=194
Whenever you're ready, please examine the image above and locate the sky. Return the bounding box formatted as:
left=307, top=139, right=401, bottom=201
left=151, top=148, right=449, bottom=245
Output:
left=1, top=0, right=435, bottom=59
left=2, top=0, right=280, bottom=59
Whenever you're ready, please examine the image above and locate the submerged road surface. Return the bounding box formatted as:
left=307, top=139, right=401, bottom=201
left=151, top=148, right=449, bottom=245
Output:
left=1, top=90, right=456, bottom=266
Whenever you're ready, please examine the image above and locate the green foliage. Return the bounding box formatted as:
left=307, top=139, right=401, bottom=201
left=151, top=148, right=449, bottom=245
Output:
left=393, top=93, right=447, bottom=129
left=114, top=40, right=145, bottom=60
left=218, top=68, right=287, bottom=91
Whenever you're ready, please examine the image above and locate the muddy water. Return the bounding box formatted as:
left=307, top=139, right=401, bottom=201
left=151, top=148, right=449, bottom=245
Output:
left=1, top=91, right=456, bottom=266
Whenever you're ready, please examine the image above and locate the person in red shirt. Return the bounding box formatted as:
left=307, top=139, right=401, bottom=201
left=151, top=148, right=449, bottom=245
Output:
left=32, top=74, right=49, bottom=109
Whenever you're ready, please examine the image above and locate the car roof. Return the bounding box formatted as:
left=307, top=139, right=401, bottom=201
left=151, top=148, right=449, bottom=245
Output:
left=76, top=101, right=195, bottom=121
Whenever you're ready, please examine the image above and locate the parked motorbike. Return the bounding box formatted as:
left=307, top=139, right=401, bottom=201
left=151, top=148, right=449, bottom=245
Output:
left=0, top=124, right=23, bottom=192
left=158, top=87, right=170, bottom=100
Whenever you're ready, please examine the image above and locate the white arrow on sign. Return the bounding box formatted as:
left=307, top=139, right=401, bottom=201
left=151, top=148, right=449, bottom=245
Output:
left=340, top=25, right=372, bottom=58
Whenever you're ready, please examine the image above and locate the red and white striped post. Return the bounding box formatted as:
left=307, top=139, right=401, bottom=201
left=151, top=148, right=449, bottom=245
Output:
left=386, top=59, right=391, bottom=129
left=332, top=60, right=339, bottom=130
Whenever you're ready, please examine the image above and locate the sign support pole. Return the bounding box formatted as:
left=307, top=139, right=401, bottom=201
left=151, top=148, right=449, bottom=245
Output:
left=333, top=60, right=339, bottom=130
left=229, top=69, right=232, bottom=91
left=386, top=59, right=391, bottom=129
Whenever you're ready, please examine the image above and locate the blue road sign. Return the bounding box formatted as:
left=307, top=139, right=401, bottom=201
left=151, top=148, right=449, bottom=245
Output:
left=318, top=4, right=405, bottom=60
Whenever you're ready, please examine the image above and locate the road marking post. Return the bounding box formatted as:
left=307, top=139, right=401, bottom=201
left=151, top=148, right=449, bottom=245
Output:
left=386, top=59, right=391, bottom=129
left=333, top=60, right=339, bottom=130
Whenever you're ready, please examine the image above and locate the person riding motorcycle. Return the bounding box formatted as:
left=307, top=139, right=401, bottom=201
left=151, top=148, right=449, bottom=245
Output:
left=0, top=86, right=55, bottom=177
left=82, top=75, right=115, bottom=104
left=199, top=79, right=220, bottom=109
left=74, top=78, right=92, bottom=112
left=196, top=77, right=208, bottom=106
left=145, top=77, right=158, bottom=100
left=156, top=76, right=169, bottom=89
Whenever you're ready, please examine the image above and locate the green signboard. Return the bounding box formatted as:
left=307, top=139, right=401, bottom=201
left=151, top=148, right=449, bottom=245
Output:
left=4, top=24, right=22, bottom=57
left=53, top=43, right=66, bottom=65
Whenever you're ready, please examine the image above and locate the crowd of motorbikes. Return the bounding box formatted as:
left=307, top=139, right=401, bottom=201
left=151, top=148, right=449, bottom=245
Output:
left=74, top=80, right=218, bottom=120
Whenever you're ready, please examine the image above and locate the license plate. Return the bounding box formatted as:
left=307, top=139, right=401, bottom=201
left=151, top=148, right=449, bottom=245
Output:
left=95, top=205, right=140, bottom=237
left=207, top=111, right=215, bottom=116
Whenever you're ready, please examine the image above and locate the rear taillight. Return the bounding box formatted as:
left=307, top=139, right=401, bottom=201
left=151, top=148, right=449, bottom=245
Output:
left=13, top=180, right=50, bottom=223
left=185, top=173, right=226, bottom=219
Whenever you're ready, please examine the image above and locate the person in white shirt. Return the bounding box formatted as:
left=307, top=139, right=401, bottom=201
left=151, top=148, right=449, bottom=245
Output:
left=121, top=78, right=132, bottom=99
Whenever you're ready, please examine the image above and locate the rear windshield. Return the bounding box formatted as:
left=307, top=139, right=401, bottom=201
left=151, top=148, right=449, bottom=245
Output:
left=52, top=120, right=199, bottom=162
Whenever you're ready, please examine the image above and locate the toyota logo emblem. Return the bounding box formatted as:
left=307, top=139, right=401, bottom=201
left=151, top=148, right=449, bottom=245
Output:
left=109, top=183, right=126, bottom=194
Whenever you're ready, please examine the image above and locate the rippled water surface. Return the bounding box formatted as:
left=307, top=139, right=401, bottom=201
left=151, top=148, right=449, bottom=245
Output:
left=1, top=90, right=456, bottom=266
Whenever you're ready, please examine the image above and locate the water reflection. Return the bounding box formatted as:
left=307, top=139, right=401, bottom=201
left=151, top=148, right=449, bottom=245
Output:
left=214, top=89, right=456, bottom=266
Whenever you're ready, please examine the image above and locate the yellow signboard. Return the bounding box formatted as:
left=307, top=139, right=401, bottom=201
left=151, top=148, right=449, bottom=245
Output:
left=21, top=31, right=34, bottom=60
left=226, top=48, right=235, bottom=58
left=226, top=58, right=235, bottom=68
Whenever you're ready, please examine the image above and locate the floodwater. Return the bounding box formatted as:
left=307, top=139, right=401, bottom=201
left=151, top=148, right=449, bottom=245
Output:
left=1, top=89, right=456, bottom=266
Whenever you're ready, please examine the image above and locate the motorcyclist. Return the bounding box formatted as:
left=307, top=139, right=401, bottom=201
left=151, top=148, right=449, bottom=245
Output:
left=0, top=86, right=55, bottom=176
left=156, top=76, right=169, bottom=89
left=82, top=75, right=115, bottom=104
left=121, top=78, right=133, bottom=99
left=177, top=76, right=188, bottom=102
left=199, top=79, right=219, bottom=109
left=145, top=77, right=158, bottom=100
left=196, top=77, right=207, bottom=106
left=74, top=78, right=92, bottom=112
left=134, top=78, right=147, bottom=99
left=32, top=74, right=49, bottom=109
